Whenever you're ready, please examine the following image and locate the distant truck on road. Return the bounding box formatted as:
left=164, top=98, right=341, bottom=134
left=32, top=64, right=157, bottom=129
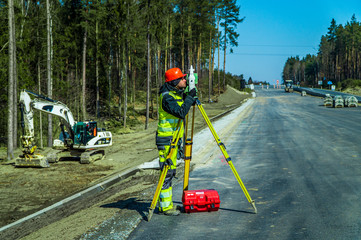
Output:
left=284, top=80, right=293, bottom=92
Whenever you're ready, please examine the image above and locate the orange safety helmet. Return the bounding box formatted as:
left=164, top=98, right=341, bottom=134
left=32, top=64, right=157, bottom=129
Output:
left=165, top=68, right=186, bottom=82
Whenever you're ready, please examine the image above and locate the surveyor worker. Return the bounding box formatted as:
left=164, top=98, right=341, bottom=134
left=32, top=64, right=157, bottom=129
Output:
left=156, top=67, right=197, bottom=216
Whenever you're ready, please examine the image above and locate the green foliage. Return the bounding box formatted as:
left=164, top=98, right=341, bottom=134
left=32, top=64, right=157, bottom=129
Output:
left=341, top=79, right=361, bottom=89
left=283, top=15, right=361, bottom=87
left=210, top=70, right=244, bottom=90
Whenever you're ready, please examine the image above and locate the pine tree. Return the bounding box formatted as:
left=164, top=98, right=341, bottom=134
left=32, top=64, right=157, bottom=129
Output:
left=219, top=0, right=243, bottom=90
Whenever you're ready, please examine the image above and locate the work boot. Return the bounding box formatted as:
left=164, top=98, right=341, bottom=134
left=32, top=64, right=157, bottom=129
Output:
left=162, top=206, right=181, bottom=216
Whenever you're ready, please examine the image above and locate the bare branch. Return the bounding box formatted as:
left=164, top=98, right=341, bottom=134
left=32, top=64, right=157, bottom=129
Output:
left=0, top=41, right=9, bottom=53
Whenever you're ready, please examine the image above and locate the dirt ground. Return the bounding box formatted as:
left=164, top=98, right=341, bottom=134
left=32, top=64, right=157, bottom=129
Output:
left=0, top=86, right=250, bottom=239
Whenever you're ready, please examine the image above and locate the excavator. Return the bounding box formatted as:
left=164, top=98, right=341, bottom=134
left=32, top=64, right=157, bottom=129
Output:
left=16, top=89, right=112, bottom=167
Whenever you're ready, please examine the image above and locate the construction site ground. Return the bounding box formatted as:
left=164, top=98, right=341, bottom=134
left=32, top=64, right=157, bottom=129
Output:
left=0, top=86, right=250, bottom=240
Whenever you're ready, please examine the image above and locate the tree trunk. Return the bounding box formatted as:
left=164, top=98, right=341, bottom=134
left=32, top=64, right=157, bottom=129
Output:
left=82, top=27, right=87, bottom=121
left=181, top=17, right=184, bottom=71
left=208, top=31, right=212, bottom=102
left=165, top=16, right=169, bottom=71
left=132, top=54, right=135, bottom=114
left=123, top=46, right=128, bottom=128
left=145, top=23, right=150, bottom=130
left=108, top=44, right=113, bottom=118
left=197, top=39, right=202, bottom=99
left=75, top=57, right=79, bottom=121
left=96, top=19, right=100, bottom=118
left=47, top=0, right=53, bottom=147
left=187, top=24, right=192, bottom=70
left=217, top=13, right=220, bottom=95
left=196, top=35, right=201, bottom=77
left=170, top=24, right=173, bottom=68
left=156, top=46, right=161, bottom=119
left=38, top=60, right=43, bottom=148
left=157, top=46, right=162, bottom=88
left=12, top=2, right=17, bottom=149
left=7, top=0, right=15, bottom=160
left=223, top=26, right=227, bottom=91
left=211, top=41, right=215, bottom=93
left=117, top=47, right=122, bottom=119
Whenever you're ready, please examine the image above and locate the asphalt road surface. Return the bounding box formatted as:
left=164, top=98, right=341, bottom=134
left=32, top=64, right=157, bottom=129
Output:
left=128, top=88, right=361, bottom=240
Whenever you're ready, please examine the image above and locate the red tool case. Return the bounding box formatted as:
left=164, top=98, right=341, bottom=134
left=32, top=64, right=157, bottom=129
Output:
left=182, top=189, right=220, bottom=213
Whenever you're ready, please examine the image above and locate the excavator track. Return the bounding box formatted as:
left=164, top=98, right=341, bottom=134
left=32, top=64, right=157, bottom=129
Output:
left=80, top=149, right=105, bottom=164
left=46, top=149, right=105, bottom=164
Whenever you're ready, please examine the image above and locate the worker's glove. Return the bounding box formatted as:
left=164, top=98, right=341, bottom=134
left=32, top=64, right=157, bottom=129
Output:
left=165, top=158, right=173, bottom=166
left=160, top=158, right=173, bottom=171
left=188, top=88, right=197, bottom=98
left=177, top=139, right=184, bottom=160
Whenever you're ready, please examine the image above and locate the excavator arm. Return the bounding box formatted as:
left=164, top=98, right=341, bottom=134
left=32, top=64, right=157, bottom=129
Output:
left=17, top=90, right=78, bottom=167
left=20, top=90, right=76, bottom=144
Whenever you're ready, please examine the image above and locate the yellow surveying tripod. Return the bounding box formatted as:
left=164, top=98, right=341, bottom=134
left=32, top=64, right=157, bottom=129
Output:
left=147, top=68, right=257, bottom=221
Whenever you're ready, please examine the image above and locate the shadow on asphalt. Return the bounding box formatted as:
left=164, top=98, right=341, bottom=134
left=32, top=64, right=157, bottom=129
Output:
left=173, top=201, right=255, bottom=215
left=100, top=197, right=255, bottom=224
left=100, top=198, right=150, bottom=221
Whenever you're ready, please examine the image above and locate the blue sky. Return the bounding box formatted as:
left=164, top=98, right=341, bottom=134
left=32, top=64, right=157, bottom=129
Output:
left=222, top=0, right=361, bottom=85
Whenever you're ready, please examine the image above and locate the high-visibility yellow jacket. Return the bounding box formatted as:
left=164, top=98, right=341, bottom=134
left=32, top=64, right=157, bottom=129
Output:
left=156, top=83, right=195, bottom=147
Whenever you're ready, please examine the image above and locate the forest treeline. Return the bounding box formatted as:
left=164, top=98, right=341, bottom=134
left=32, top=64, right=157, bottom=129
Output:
left=1, top=0, right=245, bottom=158
left=282, top=15, right=361, bottom=89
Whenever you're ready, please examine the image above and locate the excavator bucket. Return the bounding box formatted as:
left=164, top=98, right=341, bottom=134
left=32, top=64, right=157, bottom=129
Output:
left=15, top=154, right=50, bottom=168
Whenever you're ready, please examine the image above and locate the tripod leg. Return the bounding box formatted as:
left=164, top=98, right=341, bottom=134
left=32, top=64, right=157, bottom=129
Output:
left=228, top=161, right=257, bottom=213
left=196, top=100, right=257, bottom=213
left=148, top=120, right=184, bottom=221
left=183, top=106, right=196, bottom=191
left=183, top=158, right=190, bottom=191
left=148, top=165, right=169, bottom=221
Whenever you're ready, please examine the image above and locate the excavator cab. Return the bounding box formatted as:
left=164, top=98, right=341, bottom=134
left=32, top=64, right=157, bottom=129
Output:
left=73, top=121, right=97, bottom=145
